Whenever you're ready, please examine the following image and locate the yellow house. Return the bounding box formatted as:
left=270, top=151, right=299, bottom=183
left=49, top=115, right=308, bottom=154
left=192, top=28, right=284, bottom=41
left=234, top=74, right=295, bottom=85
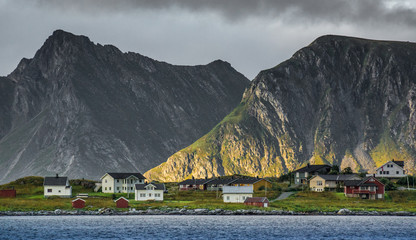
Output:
left=309, top=174, right=361, bottom=192
left=231, top=178, right=271, bottom=191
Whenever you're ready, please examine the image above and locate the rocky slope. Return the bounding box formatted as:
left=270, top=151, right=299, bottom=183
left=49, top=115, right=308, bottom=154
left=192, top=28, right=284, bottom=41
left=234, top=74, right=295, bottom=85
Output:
left=0, top=30, right=249, bottom=184
left=146, top=35, right=416, bottom=182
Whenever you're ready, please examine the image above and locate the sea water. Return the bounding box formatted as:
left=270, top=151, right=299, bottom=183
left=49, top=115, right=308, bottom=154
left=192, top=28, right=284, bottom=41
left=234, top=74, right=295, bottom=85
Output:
left=0, top=215, right=415, bottom=239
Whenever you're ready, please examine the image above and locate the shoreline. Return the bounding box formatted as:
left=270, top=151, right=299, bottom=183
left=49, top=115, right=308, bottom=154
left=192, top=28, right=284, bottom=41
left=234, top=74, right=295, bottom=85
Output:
left=1, top=208, right=415, bottom=217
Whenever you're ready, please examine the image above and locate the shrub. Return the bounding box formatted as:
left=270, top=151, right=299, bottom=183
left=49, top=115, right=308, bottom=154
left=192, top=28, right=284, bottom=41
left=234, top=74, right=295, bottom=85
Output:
left=380, top=178, right=397, bottom=191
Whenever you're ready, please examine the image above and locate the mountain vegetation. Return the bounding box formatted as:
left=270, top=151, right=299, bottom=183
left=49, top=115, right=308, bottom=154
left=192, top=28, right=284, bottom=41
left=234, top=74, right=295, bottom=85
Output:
left=146, top=35, right=416, bottom=182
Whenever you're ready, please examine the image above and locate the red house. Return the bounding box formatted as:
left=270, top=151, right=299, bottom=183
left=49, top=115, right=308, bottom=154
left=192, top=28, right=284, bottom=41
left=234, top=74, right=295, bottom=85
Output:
left=0, top=189, right=16, bottom=198
left=344, top=176, right=385, bottom=200
left=72, top=198, right=86, bottom=208
left=244, top=197, right=269, bottom=207
left=115, top=197, right=129, bottom=208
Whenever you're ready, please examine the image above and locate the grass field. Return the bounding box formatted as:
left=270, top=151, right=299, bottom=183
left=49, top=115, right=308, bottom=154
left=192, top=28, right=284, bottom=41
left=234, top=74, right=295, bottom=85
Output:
left=1, top=177, right=416, bottom=212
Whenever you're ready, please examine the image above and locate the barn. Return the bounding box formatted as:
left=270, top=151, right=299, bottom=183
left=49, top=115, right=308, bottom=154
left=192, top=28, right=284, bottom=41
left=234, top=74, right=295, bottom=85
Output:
left=244, top=197, right=269, bottom=207
left=115, top=197, right=129, bottom=208
left=72, top=198, right=86, bottom=209
left=0, top=189, right=16, bottom=198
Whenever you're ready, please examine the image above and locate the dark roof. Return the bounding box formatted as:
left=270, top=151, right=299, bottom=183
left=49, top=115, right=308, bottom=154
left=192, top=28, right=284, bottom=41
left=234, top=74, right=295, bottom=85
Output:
left=344, top=180, right=362, bottom=186
left=135, top=183, right=165, bottom=190
left=44, top=176, right=68, bottom=186
left=104, top=172, right=145, bottom=180
left=344, top=177, right=384, bottom=187
left=244, top=197, right=269, bottom=203
left=206, top=178, right=237, bottom=185
left=179, top=179, right=213, bottom=185
left=313, top=174, right=360, bottom=181
left=294, top=164, right=331, bottom=173
left=392, top=160, right=404, bottom=168
left=232, top=178, right=270, bottom=184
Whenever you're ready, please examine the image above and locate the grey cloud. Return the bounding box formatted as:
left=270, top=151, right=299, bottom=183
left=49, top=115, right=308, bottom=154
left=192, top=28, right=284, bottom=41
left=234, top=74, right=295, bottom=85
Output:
left=33, top=0, right=416, bottom=26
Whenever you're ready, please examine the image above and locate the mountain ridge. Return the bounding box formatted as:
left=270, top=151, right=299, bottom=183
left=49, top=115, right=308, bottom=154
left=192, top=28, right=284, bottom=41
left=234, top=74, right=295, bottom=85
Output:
left=145, top=35, right=416, bottom=182
left=0, top=30, right=249, bottom=184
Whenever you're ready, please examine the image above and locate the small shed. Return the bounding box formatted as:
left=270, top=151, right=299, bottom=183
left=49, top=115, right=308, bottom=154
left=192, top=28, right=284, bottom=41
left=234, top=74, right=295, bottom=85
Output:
left=0, top=189, right=16, bottom=198
left=72, top=198, right=86, bottom=209
left=244, top=197, right=269, bottom=207
left=115, top=197, right=129, bottom=208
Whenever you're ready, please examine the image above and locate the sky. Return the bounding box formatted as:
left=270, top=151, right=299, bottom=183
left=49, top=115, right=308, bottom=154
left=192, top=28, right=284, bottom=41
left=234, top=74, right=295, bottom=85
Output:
left=1, top=0, right=416, bottom=80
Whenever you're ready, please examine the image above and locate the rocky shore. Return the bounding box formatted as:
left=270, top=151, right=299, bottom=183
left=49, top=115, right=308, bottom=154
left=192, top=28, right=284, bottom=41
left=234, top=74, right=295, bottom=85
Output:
left=1, top=208, right=415, bottom=216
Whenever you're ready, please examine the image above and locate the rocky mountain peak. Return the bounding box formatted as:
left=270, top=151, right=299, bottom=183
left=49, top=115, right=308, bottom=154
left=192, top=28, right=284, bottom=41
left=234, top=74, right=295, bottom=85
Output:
left=145, top=35, right=416, bottom=182
left=0, top=30, right=249, bottom=184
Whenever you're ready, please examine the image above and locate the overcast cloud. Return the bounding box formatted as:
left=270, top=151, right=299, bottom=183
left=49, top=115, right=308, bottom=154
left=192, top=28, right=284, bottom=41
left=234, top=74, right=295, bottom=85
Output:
left=1, top=0, right=416, bottom=79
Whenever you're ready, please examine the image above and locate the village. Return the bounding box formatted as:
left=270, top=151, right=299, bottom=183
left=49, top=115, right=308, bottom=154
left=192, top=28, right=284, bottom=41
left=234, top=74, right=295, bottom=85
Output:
left=0, top=159, right=415, bottom=214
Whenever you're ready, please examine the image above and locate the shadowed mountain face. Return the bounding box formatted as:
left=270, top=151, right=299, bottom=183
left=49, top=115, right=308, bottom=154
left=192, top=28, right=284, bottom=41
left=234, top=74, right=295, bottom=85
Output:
left=146, top=35, right=416, bottom=182
left=0, top=30, right=249, bottom=184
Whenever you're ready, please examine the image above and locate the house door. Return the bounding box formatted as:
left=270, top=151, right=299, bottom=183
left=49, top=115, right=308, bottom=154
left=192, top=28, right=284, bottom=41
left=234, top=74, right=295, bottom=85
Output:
left=264, top=203, right=268, bottom=207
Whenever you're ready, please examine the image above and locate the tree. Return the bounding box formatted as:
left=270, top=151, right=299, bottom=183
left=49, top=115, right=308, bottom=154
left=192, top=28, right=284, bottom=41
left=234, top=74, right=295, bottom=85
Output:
left=329, top=165, right=340, bottom=175
left=341, top=167, right=353, bottom=174
left=379, top=178, right=397, bottom=191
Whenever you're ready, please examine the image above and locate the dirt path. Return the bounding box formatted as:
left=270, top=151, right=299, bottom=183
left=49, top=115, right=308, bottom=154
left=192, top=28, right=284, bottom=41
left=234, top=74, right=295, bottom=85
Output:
left=271, top=192, right=295, bottom=202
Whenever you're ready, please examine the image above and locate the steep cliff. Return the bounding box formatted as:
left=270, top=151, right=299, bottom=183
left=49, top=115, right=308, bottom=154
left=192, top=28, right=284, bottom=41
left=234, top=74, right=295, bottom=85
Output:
left=0, top=30, right=249, bottom=183
left=146, top=35, right=416, bottom=182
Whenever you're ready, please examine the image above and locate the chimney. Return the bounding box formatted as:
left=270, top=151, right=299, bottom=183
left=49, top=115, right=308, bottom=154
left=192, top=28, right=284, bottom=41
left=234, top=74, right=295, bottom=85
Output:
left=56, top=173, right=59, bottom=178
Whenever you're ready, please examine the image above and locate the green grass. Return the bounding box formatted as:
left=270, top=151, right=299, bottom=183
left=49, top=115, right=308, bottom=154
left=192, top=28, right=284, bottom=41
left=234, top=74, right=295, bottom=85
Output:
left=2, top=177, right=416, bottom=212
left=271, top=191, right=416, bottom=212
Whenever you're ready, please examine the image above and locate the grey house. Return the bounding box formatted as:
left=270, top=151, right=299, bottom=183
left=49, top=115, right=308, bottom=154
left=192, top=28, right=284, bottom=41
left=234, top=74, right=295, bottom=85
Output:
left=293, top=164, right=331, bottom=184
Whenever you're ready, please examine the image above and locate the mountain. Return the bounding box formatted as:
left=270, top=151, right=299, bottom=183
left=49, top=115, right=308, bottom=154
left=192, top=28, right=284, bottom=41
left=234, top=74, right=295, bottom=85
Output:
left=145, top=35, right=416, bottom=182
left=0, top=30, right=249, bottom=184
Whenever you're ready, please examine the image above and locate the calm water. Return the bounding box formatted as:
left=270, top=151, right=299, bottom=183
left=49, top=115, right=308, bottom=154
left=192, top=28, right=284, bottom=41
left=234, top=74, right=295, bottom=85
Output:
left=0, top=215, right=415, bottom=239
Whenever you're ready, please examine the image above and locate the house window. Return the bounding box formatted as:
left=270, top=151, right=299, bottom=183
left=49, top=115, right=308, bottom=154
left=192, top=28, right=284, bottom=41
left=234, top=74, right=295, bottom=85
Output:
left=109, top=187, right=112, bottom=190
left=47, top=189, right=52, bottom=193
left=380, top=171, right=382, bottom=174
left=317, top=181, right=323, bottom=186
left=140, top=193, right=146, bottom=197
left=149, top=193, right=152, bottom=197
left=131, top=180, right=133, bottom=184
left=117, top=187, right=120, bottom=190
left=396, top=171, right=399, bottom=174
left=242, top=196, right=246, bottom=200
left=105, top=187, right=107, bottom=190
left=155, top=193, right=160, bottom=197
left=386, top=171, right=389, bottom=174
left=58, top=190, right=61, bottom=193
left=227, top=196, right=230, bottom=200
left=131, top=187, right=133, bottom=190
left=117, top=179, right=119, bottom=183
left=105, top=179, right=107, bottom=183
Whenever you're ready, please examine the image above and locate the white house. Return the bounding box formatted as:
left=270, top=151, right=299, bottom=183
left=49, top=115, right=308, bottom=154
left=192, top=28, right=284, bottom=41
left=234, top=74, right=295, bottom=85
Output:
left=222, top=186, right=253, bottom=203
left=101, top=172, right=146, bottom=193
left=369, top=160, right=407, bottom=179
left=135, top=183, right=165, bottom=201
left=44, top=174, right=72, bottom=198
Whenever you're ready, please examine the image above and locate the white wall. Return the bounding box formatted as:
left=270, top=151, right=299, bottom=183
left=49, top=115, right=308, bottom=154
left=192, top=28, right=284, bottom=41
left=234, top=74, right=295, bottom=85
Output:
left=223, top=193, right=253, bottom=203
left=135, top=189, right=164, bottom=201
left=102, top=175, right=145, bottom=193
left=44, top=185, right=72, bottom=197
left=373, top=161, right=406, bottom=178
left=102, top=175, right=115, bottom=193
